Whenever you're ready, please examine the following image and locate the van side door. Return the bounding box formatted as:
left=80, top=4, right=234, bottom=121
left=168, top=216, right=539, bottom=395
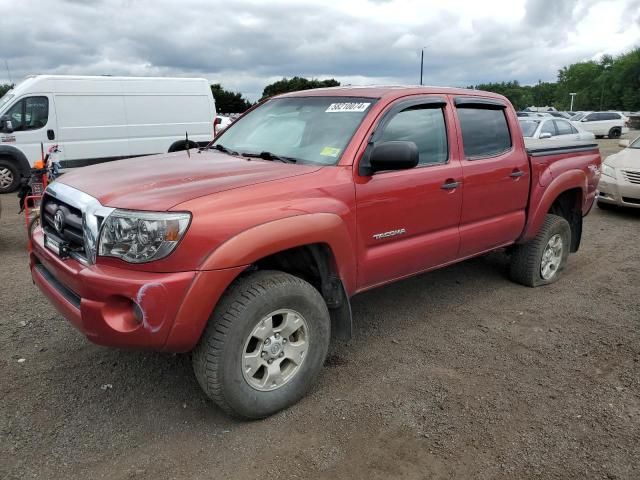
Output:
left=454, top=98, right=529, bottom=258
left=354, top=96, right=463, bottom=289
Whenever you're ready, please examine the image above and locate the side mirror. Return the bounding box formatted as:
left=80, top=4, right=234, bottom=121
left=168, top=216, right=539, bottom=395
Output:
left=618, top=139, right=630, bottom=148
left=0, top=115, right=13, bottom=133
left=581, top=118, right=588, bottom=122
left=539, top=132, right=552, bottom=139
left=368, top=141, right=419, bottom=173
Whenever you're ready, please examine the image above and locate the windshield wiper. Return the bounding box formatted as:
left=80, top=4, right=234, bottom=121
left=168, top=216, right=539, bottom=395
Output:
left=211, top=144, right=239, bottom=156
left=240, top=151, right=298, bottom=163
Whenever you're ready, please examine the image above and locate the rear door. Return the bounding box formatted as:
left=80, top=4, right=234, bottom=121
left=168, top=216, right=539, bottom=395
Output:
left=454, top=98, right=529, bottom=257
left=355, top=96, right=463, bottom=288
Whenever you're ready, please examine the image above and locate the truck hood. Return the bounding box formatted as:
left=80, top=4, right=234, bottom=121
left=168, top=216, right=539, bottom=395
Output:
left=57, top=150, right=322, bottom=210
left=605, top=147, right=640, bottom=170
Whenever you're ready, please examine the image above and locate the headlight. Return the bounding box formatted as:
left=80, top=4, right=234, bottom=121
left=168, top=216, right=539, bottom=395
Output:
left=602, top=164, right=616, bottom=178
left=98, top=210, right=191, bottom=263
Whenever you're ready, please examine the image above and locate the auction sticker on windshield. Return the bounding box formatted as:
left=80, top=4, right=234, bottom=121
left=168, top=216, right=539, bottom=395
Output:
left=325, top=102, right=371, bottom=113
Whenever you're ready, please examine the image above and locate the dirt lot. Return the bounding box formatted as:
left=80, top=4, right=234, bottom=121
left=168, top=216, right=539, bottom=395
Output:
left=1, top=136, right=639, bottom=480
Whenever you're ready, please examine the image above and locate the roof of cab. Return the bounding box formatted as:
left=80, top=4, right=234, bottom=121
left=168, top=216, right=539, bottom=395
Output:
left=278, top=85, right=509, bottom=102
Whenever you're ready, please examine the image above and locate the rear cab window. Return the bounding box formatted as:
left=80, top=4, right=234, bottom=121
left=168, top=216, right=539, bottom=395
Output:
left=455, top=100, right=512, bottom=159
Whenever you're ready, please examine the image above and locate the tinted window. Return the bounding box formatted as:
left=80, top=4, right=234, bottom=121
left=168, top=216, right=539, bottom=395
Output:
left=540, top=120, right=556, bottom=136
left=5, top=96, right=49, bottom=131
left=555, top=120, right=575, bottom=135
left=457, top=107, right=511, bottom=158
left=601, top=112, right=620, bottom=121
left=584, top=113, right=598, bottom=121
left=378, top=106, right=448, bottom=165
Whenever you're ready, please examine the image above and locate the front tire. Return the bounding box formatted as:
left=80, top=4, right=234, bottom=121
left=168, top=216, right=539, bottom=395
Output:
left=193, top=270, right=331, bottom=419
left=510, top=214, right=571, bottom=287
left=0, top=159, right=20, bottom=194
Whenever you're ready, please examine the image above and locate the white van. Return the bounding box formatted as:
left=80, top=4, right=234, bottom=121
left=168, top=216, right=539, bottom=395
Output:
left=0, top=75, right=216, bottom=193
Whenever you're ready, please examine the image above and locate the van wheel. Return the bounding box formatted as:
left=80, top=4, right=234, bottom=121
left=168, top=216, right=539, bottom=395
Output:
left=0, top=159, right=20, bottom=194
left=193, top=270, right=331, bottom=419
left=608, top=127, right=621, bottom=139
left=509, top=214, right=571, bottom=287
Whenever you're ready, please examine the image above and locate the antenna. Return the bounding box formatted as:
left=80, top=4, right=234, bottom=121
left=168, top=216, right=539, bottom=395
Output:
left=4, top=59, right=12, bottom=85
left=185, top=131, right=190, bottom=158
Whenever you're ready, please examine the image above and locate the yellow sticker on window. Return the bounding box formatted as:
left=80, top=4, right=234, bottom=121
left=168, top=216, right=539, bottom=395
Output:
left=320, top=146, right=341, bottom=157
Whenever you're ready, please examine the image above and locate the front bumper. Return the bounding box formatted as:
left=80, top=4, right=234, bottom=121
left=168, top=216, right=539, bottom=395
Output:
left=597, top=175, right=640, bottom=208
left=30, top=228, right=245, bottom=351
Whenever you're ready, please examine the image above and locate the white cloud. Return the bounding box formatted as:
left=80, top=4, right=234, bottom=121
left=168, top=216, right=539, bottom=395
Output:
left=0, top=0, right=638, bottom=101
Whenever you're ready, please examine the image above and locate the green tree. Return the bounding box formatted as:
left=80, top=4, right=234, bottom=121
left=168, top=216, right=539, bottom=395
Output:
left=0, top=83, right=14, bottom=97
left=210, top=84, right=252, bottom=114
left=261, top=77, right=340, bottom=100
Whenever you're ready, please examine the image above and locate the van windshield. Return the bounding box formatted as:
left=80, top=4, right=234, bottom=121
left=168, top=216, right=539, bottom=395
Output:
left=212, top=96, right=376, bottom=165
left=0, top=93, right=14, bottom=111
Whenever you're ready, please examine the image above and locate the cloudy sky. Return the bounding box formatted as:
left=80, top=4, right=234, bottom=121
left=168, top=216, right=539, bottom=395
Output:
left=1, top=0, right=639, bottom=100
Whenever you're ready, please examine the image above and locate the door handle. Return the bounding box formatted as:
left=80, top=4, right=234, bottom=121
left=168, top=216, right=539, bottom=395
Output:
left=441, top=180, right=460, bottom=190
left=47, top=129, right=55, bottom=140
left=509, top=170, right=525, bottom=178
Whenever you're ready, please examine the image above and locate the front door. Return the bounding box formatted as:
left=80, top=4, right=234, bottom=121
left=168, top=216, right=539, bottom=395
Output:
left=355, top=96, right=463, bottom=289
left=2, top=95, right=56, bottom=165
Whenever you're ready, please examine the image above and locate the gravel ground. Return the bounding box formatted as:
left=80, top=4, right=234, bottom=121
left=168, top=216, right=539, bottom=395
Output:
left=1, top=135, right=639, bottom=480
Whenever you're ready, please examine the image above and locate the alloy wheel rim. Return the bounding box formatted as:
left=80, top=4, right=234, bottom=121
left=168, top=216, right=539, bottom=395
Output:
left=0, top=167, right=13, bottom=188
left=242, top=309, right=309, bottom=392
left=540, top=234, right=563, bottom=280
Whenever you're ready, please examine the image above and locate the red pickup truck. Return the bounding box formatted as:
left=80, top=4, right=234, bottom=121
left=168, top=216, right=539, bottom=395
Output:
left=30, top=86, right=601, bottom=418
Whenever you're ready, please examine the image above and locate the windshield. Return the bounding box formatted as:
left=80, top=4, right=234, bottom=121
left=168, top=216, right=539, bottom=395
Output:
left=0, top=92, right=14, bottom=112
left=519, top=119, right=540, bottom=137
left=212, top=96, right=375, bottom=165
left=630, top=136, right=640, bottom=148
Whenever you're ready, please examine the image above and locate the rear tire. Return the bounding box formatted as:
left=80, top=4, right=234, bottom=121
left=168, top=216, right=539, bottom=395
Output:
left=193, top=270, right=331, bottom=419
left=608, top=127, right=621, bottom=139
left=510, top=214, right=571, bottom=287
left=0, top=159, right=20, bottom=194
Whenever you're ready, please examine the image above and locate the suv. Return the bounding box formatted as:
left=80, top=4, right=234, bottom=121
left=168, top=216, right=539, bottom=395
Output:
left=573, top=111, right=629, bottom=138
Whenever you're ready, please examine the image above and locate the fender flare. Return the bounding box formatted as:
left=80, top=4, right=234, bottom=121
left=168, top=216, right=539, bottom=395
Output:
left=0, top=145, right=31, bottom=175
left=519, top=169, right=587, bottom=243
left=200, top=212, right=357, bottom=295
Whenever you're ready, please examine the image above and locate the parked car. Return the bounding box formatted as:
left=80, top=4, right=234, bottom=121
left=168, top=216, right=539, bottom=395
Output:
left=597, top=136, right=640, bottom=209
left=519, top=117, right=595, bottom=141
left=545, top=111, right=572, bottom=119
left=571, top=111, right=629, bottom=139
left=29, top=86, right=601, bottom=418
left=214, top=115, right=233, bottom=136
left=0, top=75, right=216, bottom=193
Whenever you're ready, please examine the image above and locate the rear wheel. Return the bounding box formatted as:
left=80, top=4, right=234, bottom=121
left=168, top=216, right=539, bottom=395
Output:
left=193, top=270, right=331, bottom=419
left=510, top=214, right=571, bottom=287
left=0, top=159, right=20, bottom=194
left=608, top=127, right=621, bottom=139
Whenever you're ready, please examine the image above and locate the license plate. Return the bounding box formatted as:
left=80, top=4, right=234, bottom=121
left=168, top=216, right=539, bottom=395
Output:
left=44, top=235, right=61, bottom=256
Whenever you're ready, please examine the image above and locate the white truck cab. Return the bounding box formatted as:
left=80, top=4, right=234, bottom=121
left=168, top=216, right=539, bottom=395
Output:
left=0, top=75, right=216, bottom=193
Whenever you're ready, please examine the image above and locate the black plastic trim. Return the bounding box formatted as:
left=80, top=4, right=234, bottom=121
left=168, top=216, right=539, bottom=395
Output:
left=34, top=263, right=81, bottom=309
left=526, top=144, right=599, bottom=157
left=454, top=97, right=507, bottom=109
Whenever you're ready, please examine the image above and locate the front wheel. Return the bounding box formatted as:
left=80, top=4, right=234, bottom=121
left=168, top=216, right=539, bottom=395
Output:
left=510, top=214, right=571, bottom=287
left=0, top=159, right=20, bottom=194
left=192, top=270, right=331, bottom=419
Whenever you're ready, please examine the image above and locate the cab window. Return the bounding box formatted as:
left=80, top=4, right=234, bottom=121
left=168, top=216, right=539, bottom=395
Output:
left=378, top=106, right=448, bottom=165
left=5, top=97, right=49, bottom=131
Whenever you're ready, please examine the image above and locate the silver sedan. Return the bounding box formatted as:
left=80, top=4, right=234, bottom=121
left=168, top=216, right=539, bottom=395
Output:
left=519, top=117, right=595, bottom=141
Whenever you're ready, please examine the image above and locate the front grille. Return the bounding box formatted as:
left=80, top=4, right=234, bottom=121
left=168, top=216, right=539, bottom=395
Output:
left=622, top=169, right=640, bottom=184
left=622, top=197, right=640, bottom=205
left=41, top=193, right=85, bottom=252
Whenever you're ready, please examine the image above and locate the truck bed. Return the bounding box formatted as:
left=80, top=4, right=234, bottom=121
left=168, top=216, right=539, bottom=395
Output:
left=524, top=138, right=599, bottom=157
